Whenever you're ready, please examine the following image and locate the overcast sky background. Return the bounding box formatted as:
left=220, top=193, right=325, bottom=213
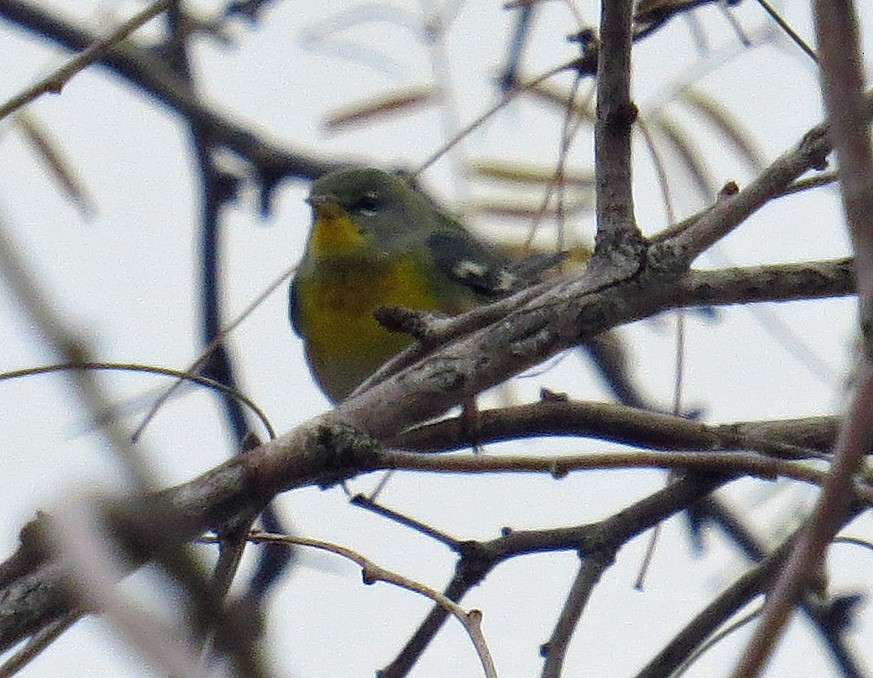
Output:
left=0, top=1, right=871, bottom=676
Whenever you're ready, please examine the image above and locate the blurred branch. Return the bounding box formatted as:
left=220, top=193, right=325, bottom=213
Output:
left=46, top=499, right=222, bottom=678
left=0, top=1, right=334, bottom=191
left=0, top=214, right=154, bottom=491
left=14, top=112, right=95, bottom=216
left=0, top=0, right=171, bottom=121
left=735, top=2, right=873, bottom=674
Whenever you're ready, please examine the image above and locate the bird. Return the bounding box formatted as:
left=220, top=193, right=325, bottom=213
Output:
left=289, top=167, right=566, bottom=403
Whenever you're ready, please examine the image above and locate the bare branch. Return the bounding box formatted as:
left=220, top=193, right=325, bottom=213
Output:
left=595, top=0, right=645, bottom=259
left=734, top=2, right=873, bottom=675
left=380, top=474, right=728, bottom=677
left=0, top=0, right=171, bottom=121
left=0, top=1, right=331, bottom=182
left=241, top=533, right=497, bottom=678
left=382, top=449, right=873, bottom=505
left=393, top=399, right=838, bottom=459
left=541, top=555, right=611, bottom=678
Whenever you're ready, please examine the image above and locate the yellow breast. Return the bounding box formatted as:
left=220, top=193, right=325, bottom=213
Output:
left=294, top=254, right=443, bottom=401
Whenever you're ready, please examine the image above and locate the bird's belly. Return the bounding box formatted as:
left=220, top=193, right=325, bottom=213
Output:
left=297, top=256, right=443, bottom=401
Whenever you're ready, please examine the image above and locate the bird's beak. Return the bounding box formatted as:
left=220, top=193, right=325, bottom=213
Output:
left=307, top=195, right=345, bottom=221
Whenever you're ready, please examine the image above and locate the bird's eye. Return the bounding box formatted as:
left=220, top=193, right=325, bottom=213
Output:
left=351, top=191, right=381, bottom=216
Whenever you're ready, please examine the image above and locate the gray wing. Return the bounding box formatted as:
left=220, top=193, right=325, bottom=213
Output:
left=427, top=229, right=565, bottom=298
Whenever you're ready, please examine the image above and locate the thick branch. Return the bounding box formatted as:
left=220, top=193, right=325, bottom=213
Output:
left=595, top=0, right=643, bottom=257
left=677, top=259, right=854, bottom=307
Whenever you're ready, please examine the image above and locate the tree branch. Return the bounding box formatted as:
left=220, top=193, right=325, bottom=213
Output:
left=0, top=1, right=333, bottom=189
left=380, top=473, right=728, bottom=677
left=393, top=399, right=838, bottom=459
left=595, top=0, right=644, bottom=259
left=734, top=2, right=873, bottom=673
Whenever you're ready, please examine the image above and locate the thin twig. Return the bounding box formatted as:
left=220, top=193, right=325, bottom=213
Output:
left=242, top=532, right=498, bottom=677
left=0, top=212, right=154, bottom=491
left=133, top=262, right=296, bottom=441
left=755, top=0, right=818, bottom=63
left=541, top=555, right=611, bottom=677
left=0, top=0, right=172, bottom=121
left=0, top=361, right=276, bottom=439
left=382, top=449, right=873, bottom=506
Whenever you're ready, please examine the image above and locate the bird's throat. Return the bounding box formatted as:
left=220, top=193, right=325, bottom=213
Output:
left=309, top=204, right=366, bottom=257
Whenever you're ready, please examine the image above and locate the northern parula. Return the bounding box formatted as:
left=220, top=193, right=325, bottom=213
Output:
left=290, top=167, right=565, bottom=402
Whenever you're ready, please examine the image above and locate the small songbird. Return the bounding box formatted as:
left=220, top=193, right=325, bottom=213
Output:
left=290, top=167, right=565, bottom=402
